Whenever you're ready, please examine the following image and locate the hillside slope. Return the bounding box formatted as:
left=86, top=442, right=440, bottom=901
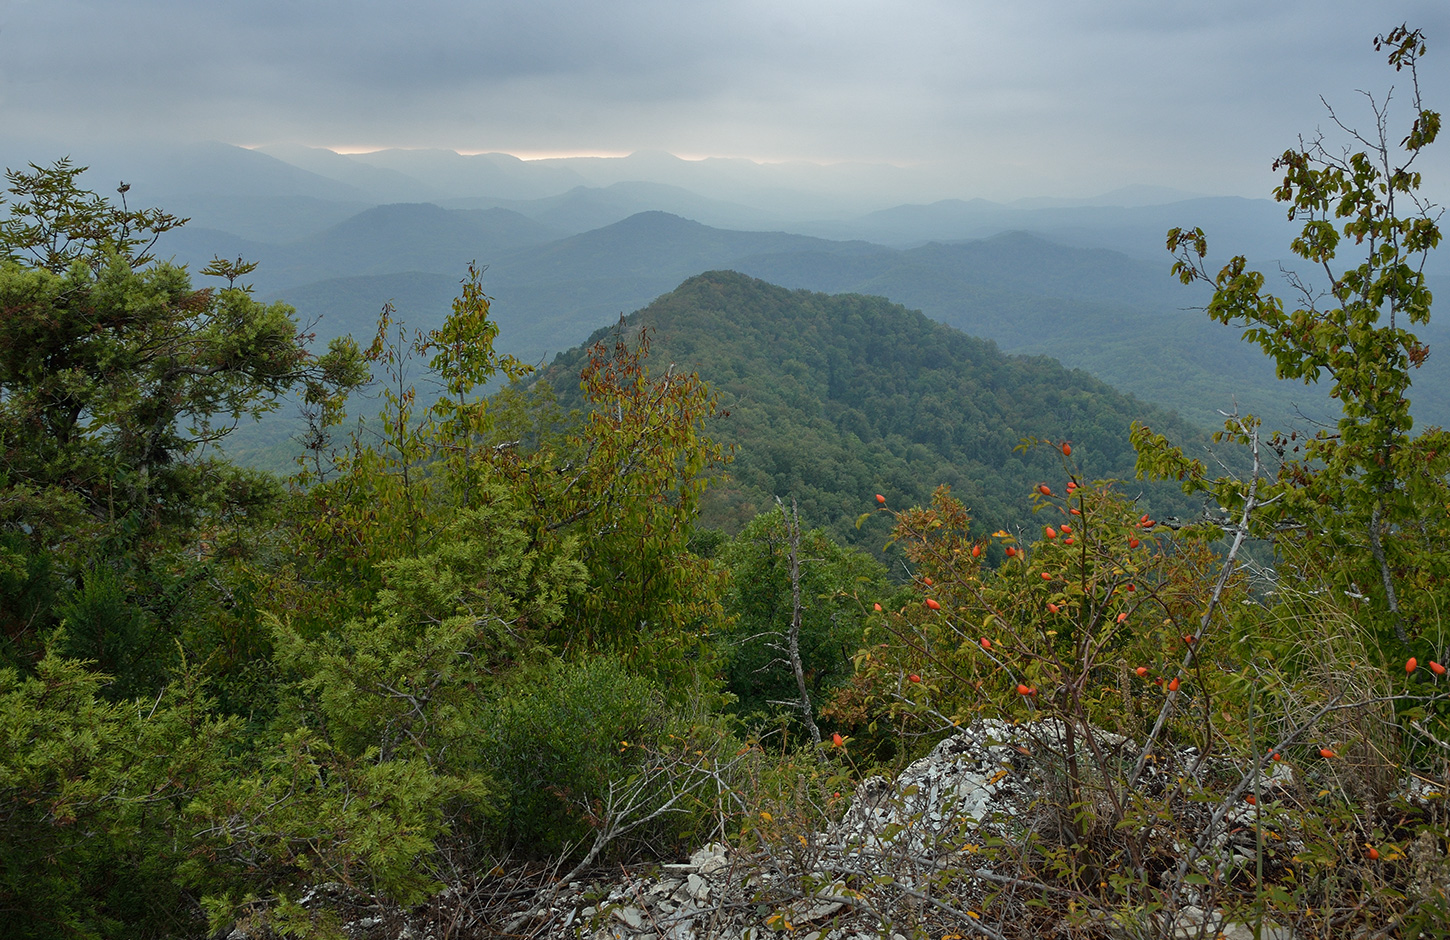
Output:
left=539, top=271, right=1208, bottom=547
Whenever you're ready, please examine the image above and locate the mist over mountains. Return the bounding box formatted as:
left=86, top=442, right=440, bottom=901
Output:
left=6, top=140, right=1447, bottom=441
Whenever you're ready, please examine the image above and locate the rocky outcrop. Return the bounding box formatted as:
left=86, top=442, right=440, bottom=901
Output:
left=492, top=717, right=1294, bottom=939
left=231, top=716, right=1447, bottom=938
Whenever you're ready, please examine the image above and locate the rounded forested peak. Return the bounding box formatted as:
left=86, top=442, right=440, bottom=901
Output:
left=604, top=209, right=707, bottom=234
left=535, top=269, right=1205, bottom=551
left=356, top=201, right=453, bottom=219
left=671, top=268, right=789, bottom=296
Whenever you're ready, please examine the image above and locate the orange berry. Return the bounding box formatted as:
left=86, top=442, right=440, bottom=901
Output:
left=1039, top=484, right=1052, bottom=496
left=876, top=494, right=886, bottom=504
left=1047, top=603, right=1060, bottom=614
left=1245, top=794, right=1256, bottom=805
left=909, top=674, right=921, bottom=683
left=1407, top=657, right=1418, bottom=674
left=971, top=544, right=981, bottom=558
left=1319, top=747, right=1336, bottom=759
left=1432, top=661, right=1446, bottom=675
left=1016, top=684, right=1032, bottom=695
left=1135, top=666, right=1149, bottom=678
left=1271, top=752, right=1281, bottom=761
left=1041, top=572, right=1052, bottom=580
left=1116, top=612, right=1129, bottom=623
left=1125, top=583, right=1136, bottom=592
left=1005, top=546, right=1017, bottom=557
left=1183, top=635, right=1195, bottom=645
left=1066, top=480, right=1077, bottom=491
left=1140, top=514, right=1150, bottom=524
left=1060, top=524, right=1071, bottom=533
left=873, top=603, right=882, bottom=612
left=1129, top=537, right=1140, bottom=549
left=1063, top=537, right=1074, bottom=545
left=1045, top=526, right=1057, bottom=539
left=1062, top=442, right=1072, bottom=456
left=1168, top=677, right=1180, bottom=692
left=1366, top=846, right=1380, bottom=861
left=925, top=598, right=941, bottom=610
left=1070, top=508, right=1081, bottom=515
left=980, top=637, right=992, bottom=650
left=832, top=733, right=844, bottom=747
left=924, top=577, right=933, bottom=586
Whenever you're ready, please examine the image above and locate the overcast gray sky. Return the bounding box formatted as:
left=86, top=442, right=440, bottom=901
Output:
left=3, top=0, right=1448, bottom=201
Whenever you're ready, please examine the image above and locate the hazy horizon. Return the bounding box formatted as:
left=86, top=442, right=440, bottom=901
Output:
left=5, top=2, right=1448, bottom=205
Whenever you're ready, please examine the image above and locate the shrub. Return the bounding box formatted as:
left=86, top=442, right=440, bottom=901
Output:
left=479, top=656, right=677, bottom=856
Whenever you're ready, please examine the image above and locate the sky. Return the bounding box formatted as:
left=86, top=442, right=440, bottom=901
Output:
left=2, top=0, right=1449, bottom=201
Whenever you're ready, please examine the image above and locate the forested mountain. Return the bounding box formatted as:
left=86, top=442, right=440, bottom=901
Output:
left=219, top=211, right=1352, bottom=433
left=538, top=271, right=1208, bottom=549
left=42, top=140, right=1406, bottom=435
left=194, top=208, right=1450, bottom=436
left=735, top=231, right=1369, bottom=432
left=36, top=141, right=1373, bottom=433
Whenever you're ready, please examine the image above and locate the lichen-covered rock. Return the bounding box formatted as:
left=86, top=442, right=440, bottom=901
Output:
left=235, top=718, right=1349, bottom=938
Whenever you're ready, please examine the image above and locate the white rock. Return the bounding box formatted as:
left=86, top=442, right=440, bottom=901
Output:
left=613, top=905, right=645, bottom=929
left=690, top=842, right=730, bottom=876
left=686, top=873, right=712, bottom=902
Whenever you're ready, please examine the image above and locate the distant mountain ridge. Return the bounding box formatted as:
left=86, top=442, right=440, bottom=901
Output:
left=16, top=141, right=1443, bottom=440
left=170, top=208, right=1423, bottom=433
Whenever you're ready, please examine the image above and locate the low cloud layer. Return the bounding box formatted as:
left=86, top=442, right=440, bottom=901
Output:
left=2, top=0, right=1447, bottom=200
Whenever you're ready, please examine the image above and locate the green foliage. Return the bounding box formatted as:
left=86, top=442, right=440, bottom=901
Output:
left=273, top=491, right=585, bottom=768
left=0, top=158, right=186, bottom=273
left=0, top=650, right=496, bottom=939
left=479, top=656, right=672, bottom=855
left=291, top=284, right=727, bottom=689
left=1155, top=24, right=1448, bottom=652
left=0, top=531, right=54, bottom=664
left=0, top=655, right=236, bottom=939
left=284, top=266, right=530, bottom=625
left=492, top=321, right=730, bottom=677
left=719, top=506, right=888, bottom=722
left=188, top=732, right=472, bottom=932
left=50, top=568, right=154, bottom=698
left=540, top=271, right=1206, bottom=555
left=422, top=262, right=531, bottom=488
left=849, top=473, right=1232, bottom=758
left=0, top=163, right=366, bottom=684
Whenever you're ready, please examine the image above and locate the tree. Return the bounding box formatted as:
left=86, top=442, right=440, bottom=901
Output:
left=494, top=321, right=731, bottom=677
left=1150, top=24, right=1447, bottom=651
left=0, top=161, right=365, bottom=675
left=0, top=158, right=186, bottom=273
left=719, top=503, right=886, bottom=729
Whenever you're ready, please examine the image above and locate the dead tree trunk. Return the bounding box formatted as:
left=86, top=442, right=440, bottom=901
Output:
left=781, top=498, right=822, bottom=750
